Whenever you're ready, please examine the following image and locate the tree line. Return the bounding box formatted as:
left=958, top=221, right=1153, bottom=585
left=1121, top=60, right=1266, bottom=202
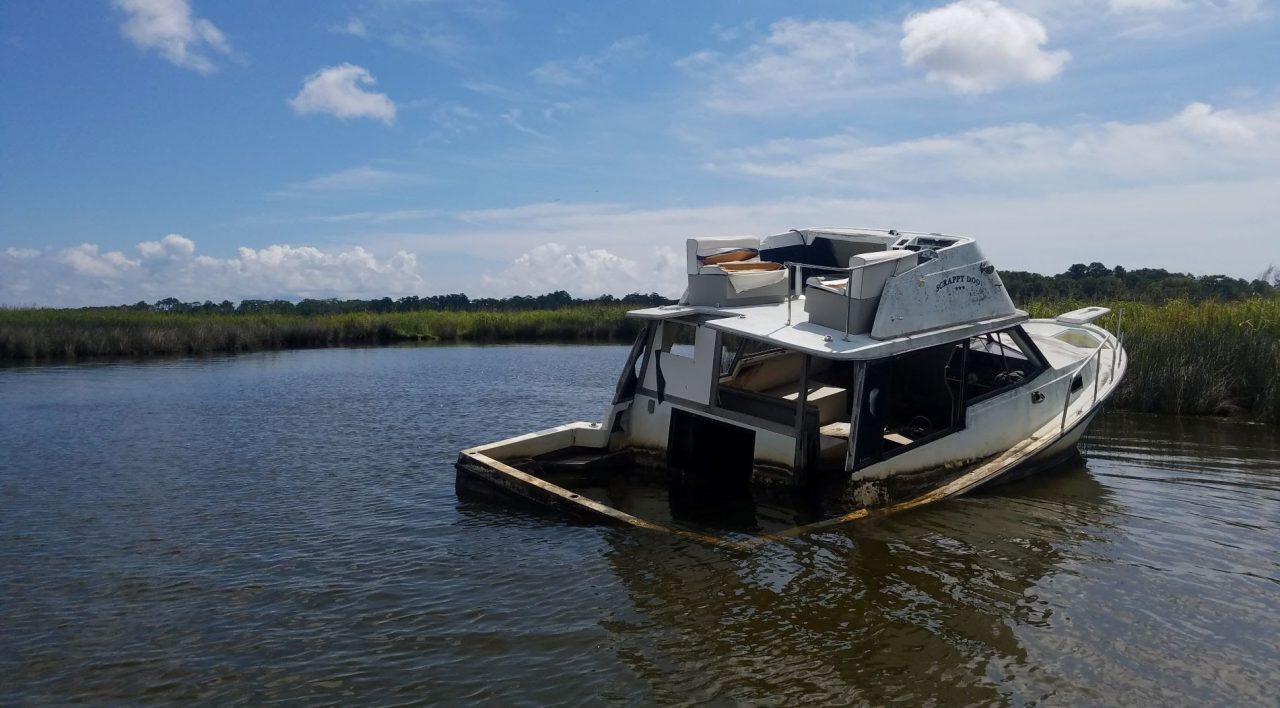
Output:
left=1001, top=263, right=1278, bottom=302
left=97, top=263, right=1279, bottom=316
left=113, top=291, right=676, bottom=316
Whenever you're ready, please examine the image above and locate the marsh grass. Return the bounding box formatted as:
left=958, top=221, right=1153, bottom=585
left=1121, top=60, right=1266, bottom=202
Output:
left=3, top=298, right=1277, bottom=422
left=0, top=306, right=643, bottom=360
left=1024, top=299, right=1280, bottom=423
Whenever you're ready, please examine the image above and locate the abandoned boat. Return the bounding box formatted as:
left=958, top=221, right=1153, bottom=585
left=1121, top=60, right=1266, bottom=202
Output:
left=456, top=228, right=1127, bottom=538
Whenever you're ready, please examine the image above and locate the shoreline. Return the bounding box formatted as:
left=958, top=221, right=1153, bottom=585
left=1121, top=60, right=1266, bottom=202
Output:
left=2, top=299, right=1277, bottom=424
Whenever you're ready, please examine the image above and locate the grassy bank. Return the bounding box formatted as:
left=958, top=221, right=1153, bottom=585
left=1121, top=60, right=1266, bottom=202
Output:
left=0, top=305, right=644, bottom=360
left=3, top=299, right=1277, bottom=423
left=1024, top=298, right=1280, bottom=423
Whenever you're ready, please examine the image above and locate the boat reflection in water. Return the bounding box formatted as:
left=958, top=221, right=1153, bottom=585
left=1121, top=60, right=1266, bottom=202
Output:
left=592, top=462, right=1119, bottom=705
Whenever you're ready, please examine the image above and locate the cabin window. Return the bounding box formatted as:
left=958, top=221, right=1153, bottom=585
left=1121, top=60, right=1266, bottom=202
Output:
left=718, top=333, right=786, bottom=380
left=853, top=326, right=1046, bottom=468
left=961, top=327, right=1046, bottom=405
left=855, top=340, right=966, bottom=466
left=659, top=320, right=697, bottom=360
left=612, top=323, right=651, bottom=405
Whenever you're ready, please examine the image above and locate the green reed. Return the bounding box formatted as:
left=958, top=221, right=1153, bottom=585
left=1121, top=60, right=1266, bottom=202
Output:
left=3, top=298, right=1277, bottom=422
left=0, top=306, right=643, bottom=360
left=1024, top=298, right=1280, bottom=423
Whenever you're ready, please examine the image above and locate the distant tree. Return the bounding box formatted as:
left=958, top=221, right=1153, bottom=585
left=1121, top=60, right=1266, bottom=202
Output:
left=1086, top=262, right=1110, bottom=278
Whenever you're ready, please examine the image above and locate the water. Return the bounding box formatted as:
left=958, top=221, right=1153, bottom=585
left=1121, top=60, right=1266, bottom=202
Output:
left=1, top=345, right=1277, bottom=705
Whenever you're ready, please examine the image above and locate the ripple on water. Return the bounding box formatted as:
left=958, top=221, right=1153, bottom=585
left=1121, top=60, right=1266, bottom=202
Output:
left=2, top=349, right=1278, bottom=705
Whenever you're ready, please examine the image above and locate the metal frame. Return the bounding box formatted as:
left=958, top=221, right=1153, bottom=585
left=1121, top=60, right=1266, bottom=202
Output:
left=782, top=260, right=866, bottom=340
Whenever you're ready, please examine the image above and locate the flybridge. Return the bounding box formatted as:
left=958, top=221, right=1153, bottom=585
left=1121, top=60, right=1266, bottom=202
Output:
left=678, top=227, right=1021, bottom=341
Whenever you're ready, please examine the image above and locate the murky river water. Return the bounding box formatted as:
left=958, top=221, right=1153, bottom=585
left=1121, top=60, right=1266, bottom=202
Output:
left=1, top=345, right=1277, bottom=705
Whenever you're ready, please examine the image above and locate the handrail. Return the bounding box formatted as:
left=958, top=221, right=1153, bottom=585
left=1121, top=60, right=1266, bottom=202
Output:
left=782, top=260, right=869, bottom=340
left=1056, top=330, right=1117, bottom=435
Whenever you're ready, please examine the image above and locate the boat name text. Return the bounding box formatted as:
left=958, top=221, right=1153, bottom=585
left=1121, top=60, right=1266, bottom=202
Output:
left=935, top=275, right=983, bottom=293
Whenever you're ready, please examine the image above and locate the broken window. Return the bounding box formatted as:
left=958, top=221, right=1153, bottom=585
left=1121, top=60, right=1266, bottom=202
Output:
left=853, top=326, right=1045, bottom=468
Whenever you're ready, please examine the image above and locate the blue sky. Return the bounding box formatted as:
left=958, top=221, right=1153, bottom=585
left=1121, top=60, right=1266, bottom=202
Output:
left=2, top=0, right=1278, bottom=305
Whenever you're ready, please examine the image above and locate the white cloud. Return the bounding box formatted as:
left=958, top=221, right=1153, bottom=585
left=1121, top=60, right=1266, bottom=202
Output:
left=530, top=35, right=648, bottom=86
left=277, top=166, right=412, bottom=194
left=901, top=0, right=1070, bottom=94
left=677, top=19, right=884, bottom=113
left=137, top=233, right=196, bottom=260
left=207, top=245, right=422, bottom=299
left=334, top=17, right=368, bottom=37
left=1109, top=0, right=1183, bottom=10
left=1, top=236, right=425, bottom=307
left=423, top=102, right=481, bottom=140
left=321, top=0, right=513, bottom=62
left=714, top=101, right=1280, bottom=191
left=482, top=243, right=683, bottom=297
left=1103, top=0, right=1264, bottom=36
left=1106, top=0, right=1261, bottom=14
left=59, top=244, right=141, bottom=278
left=499, top=109, right=543, bottom=137
left=113, top=0, right=233, bottom=74
left=369, top=175, right=1280, bottom=298
left=300, top=209, right=437, bottom=225
left=289, top=64, right=397, bottom=123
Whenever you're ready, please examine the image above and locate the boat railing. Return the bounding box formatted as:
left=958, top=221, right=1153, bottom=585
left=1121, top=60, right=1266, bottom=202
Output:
left=781, top=260, right=869, bottom=340
left=1053, top=326, right=1123, bottom=435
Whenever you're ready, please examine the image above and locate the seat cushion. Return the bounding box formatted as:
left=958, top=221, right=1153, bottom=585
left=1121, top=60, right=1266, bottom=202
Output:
left=718, top=260, right=782, bottom=272
left=698, top=247, right=759, bottom=266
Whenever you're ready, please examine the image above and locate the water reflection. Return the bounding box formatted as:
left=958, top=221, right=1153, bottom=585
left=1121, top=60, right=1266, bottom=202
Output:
left=595, top=463, right=1118, bottom=705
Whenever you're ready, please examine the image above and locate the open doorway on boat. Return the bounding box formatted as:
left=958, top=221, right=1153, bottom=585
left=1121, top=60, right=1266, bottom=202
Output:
left=666, top=408, right=758, bottom=529
left=854, top=339, right=968, bottom=467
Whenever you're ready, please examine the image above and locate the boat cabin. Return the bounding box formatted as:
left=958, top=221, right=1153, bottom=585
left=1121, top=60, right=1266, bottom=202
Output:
left=613, top=229, right=1071, bottom=497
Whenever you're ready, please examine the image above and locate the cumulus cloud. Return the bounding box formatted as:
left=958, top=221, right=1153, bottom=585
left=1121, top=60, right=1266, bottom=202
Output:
left=715, top=101, right=1280, bottom=190
left=901, top=0, right=1069, bottom=94
left=530, top=35, right=647, bottom=86
left=289, top=64, right=397, bottom=123
left=372, top=173, right=1280, bottom=297
left=482, top=242, right=683, bottom=297
left=113, top=0, right=233, bottom=74
left=1, top=236, right=424, bottom=307
left=676, top=19, right=882, bottom=113
left=59, top=244, right=141, bottom=278
left=137, top=233, right=196, bottom=260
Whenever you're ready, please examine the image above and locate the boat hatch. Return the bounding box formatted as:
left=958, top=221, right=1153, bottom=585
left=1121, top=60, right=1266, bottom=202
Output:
left=1056, top=306, right=1111, bottom=325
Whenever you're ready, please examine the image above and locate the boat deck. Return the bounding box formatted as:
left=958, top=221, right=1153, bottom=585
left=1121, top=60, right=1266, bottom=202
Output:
left=628, top=300, right=1028, bottom=361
